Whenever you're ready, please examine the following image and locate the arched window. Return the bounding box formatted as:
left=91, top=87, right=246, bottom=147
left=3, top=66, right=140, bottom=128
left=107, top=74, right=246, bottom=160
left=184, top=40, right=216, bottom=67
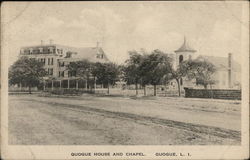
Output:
left=179, top=55, right=183, bottom=63
left=180, top=78, right=183, bottom=85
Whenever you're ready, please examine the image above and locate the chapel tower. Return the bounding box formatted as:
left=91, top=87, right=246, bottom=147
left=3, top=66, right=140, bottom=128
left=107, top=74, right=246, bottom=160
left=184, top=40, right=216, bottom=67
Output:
left=174, top=36, right=196, bottom=67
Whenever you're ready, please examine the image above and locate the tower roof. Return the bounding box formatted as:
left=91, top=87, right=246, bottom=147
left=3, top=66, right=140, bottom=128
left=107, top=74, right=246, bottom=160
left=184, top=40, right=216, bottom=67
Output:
left=175, top=37, right=196, bottom=53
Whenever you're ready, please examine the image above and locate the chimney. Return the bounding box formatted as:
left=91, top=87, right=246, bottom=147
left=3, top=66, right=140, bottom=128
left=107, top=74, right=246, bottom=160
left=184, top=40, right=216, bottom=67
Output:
left=41, top=40, right=44, bottom=46
left=49, top=39, right=53, bottom=45
left=228, top=53, right=233, bottom=88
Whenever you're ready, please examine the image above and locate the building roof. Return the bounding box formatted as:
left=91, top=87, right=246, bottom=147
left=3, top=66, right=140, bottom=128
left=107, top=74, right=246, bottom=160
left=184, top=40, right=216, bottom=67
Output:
left=175, top=37, right=196, bottom=53
left=197, top=55, right=241, bottom=72
left=21, top=43, right=110, bottom=63
left=71, top=47, right=109, bottom=63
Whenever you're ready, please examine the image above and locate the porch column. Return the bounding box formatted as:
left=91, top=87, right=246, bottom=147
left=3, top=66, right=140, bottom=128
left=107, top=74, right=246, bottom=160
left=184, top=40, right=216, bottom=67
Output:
left=76, top=80, right=78, bottom=89
left=20, top=82, right=22, bottom=91
left=51, top=80, right=54, bottom=91
left=85, top=79, right=88, bottom=90
left=68, top=79, right=70, bottom=89
left=59, top=80, right=62, bottom=89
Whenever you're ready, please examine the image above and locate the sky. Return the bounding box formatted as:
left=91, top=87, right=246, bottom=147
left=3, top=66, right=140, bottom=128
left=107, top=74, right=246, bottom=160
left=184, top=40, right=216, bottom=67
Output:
left=2, top=1, right=247, bottom=66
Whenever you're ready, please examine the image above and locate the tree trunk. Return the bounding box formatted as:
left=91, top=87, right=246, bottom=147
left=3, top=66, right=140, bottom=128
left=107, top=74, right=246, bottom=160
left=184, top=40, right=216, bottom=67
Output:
left=28, top=85, right=31, bottom=94
left=153, top=84, right=157, bottom=96
left=176, top=79, right=181, bottom=97
left=144, top=85, right=147, bottom=96
left=43, top=80, right=46, bottom=91
left=94, top=77, right=96, bottom=93
left=85, top=79, right=88, bottom=90
left=135, top=82, right=138, bottom=96
left=20, top=82, right=22, bottom=91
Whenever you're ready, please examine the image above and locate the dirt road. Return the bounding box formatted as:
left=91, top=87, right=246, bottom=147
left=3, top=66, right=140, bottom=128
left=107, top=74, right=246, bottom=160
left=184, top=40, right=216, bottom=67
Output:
left=8, top=94, right=241, bottom=145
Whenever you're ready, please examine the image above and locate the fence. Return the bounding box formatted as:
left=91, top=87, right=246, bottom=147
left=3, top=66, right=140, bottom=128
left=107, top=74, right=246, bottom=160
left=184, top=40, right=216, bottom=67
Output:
left=43, top=88, right=182, bottom=97
left=48, top=88, right=94, bottom=95
left=9, top=86, right=38, bottom=92
left=184, top=88, right=241, bottom=100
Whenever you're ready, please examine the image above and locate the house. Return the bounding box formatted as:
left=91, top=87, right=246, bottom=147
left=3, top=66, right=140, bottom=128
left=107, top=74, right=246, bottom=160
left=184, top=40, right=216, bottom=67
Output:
left=19, top=40, right=110, bottom=89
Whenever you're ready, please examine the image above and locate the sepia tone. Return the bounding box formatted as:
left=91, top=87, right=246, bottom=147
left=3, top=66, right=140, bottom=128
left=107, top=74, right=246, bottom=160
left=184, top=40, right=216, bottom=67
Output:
left=1, top=1, right=249, bottom=160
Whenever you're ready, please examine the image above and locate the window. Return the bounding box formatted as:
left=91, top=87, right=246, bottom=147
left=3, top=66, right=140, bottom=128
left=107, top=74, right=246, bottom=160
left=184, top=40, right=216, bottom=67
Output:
left=59, top=62, right=65, bottom=67
left=47, top=58, right=53, bottom=65
left=48, top=47, right=52, bottom=53
left=96, top=54, right=104, bottom=59
left=48, top=68, right=53, bottom=75
left=180, top=78, right=183, bottom=85
left=59, top=71, right=64, bottom=77
left=179, top=55, right=183, bottom=64
left=68, top=71, right=76, bottom=77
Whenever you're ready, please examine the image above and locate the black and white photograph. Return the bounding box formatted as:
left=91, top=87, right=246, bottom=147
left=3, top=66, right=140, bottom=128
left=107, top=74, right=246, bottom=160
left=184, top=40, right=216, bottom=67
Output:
left=1, top=1, right=249, bottom=159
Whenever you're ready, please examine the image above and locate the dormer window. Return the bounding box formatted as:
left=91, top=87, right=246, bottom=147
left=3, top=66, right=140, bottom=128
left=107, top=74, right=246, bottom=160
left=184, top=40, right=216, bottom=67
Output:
left=96, top=54, right=104, bottom=59
left=29, top=48, right=33, bottom=54
left=38, top=47, right=43, bottom=53
left=48, top=47, right=53, bottom=53
left=65, top=52, right=73, bottom=58
left=20, top=49, right=24, bottom=54
left=57, top=49, right=63, bottom=54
